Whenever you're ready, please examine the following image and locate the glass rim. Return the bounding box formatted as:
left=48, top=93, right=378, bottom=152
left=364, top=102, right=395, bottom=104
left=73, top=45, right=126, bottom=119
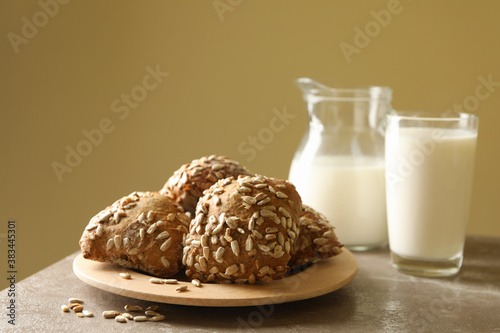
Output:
left=387, top=110, right=479, bottom=122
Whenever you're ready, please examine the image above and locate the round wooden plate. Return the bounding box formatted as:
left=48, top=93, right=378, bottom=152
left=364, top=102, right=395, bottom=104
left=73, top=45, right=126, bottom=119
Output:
left=73, top=249, right=357, bottom=307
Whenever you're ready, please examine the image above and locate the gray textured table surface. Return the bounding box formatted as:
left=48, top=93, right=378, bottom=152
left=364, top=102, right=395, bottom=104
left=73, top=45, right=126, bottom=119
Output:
left=1, top=235, right=499, bottom=332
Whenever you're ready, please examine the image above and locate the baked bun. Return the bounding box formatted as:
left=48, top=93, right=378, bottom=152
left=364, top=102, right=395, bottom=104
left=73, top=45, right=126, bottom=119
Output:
left=160, top=155, right=253, bottom=215
left=290, top=205, right=343, bottom=267
left=183, top=175, right=302, bottom=284
left=80, top=191, right=190, bottom=278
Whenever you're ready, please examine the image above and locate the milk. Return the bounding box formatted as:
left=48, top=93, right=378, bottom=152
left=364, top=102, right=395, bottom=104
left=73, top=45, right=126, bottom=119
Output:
left=385, top=128, right=477, bottom=260
left=289, top=156, right=387, bottom=248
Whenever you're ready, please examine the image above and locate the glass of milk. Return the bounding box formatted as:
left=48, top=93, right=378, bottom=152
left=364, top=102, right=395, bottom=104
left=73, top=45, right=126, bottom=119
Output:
left=385, top=110, right=479, bottom=277
left=289, top=78, right=392, bottom=251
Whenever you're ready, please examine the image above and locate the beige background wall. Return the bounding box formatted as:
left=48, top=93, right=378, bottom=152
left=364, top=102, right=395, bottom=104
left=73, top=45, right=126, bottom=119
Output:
left=1, top=0, right=499, bottom=289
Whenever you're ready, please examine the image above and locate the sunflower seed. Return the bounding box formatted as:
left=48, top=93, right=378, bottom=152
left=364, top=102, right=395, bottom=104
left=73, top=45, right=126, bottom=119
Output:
left=211, top=234, right=218, bottom=244
left=274, top=251, right=285, bottom=258
left=138, top=212, right=146, bottom=223
left=226, top=217, right=238, bottom=229
left=128, top=247, right=139, bottom=255
left=149, top=278, right=165, bottom=284
left=257, top=197, right=271, bottom=206
left=245, top=236, right=253, bottom=251
left=106, top=238, right=114, bottom=251
left=85, top=224, right=97, bottom=231
left=248, top=274, right=256, bottom=284
left=203, top=246, right=210, bottom=259
left=156, top=231, right=170, bottom=240
left=285, top=241, right=291, bottom=253
left=121, top=313, right=133, bottom=320
left=77, top=312, right=85, bottom=318
left=140, top=228, right=145, bottom=240
left=215, top=247, right=225, bottom=260
left=191, top=240, right=201, bottom=247
left=194, top=263, right=204, bottom=272
left=225, top=264, right=239, bottom=276
left=201, top=235, right=209, bottom=247
left=160, top=239, right=172, bottom=251
left=191, top=279, right=202, bottom=287
left=213, top=223, right=224, bottom=235
left=242, top=196, right=257, bottom=205
left=318, top=245, right=332, bottom=253
left=260, top=209, right=275, bottom=217
left=161, top=256, right=170, bottom=268
left=276, top=191, right=288, bottom=199
left=146, top=305, right=159, bottom=311
left=252, top=230, right=263, bottom=239
left=125, top=305, right=143, bottom=312
left=323, top=230, right=333, bottom=238
left=314, top=237, right=329, bottom=246
left=68, top=298, right=84, bottom=304
left=265, top=227, right=278, bottom=233
left=257, top=244, right=271, bottom=252
left=119, top=272, right=131, bottom=279
left=145, top=310, right=160, bottom=316
left=231, top=240, right=240, bottom=256
left=150, top=314, right=166, bottom=321
left=72, top=305, right=84, bottom=312
left=147, top=223, right=157, bottom=234
left=115, top=315, right=127, bottom=323
left=200, top=257, right=208, bottom=271
left=147, top=211, right=155, bottom=221
left=134, top=316, right=148, bottom=322
left=278, top=233, right=285, bottom=246
left=164, top=279, right=178, bottom=284
left=211, top=163, right=225, bottom=171
left=96, top=225, right=104, bottom=237
left=114, top=235, right=122, bottom=249
left=61, top=305, right=70, bottom=312
left=82, top=310, right=93, bottom=317
left=176, top=285, right=188, bottom=292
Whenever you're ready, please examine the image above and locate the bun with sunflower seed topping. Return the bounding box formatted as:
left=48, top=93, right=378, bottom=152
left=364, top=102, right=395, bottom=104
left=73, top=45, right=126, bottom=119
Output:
left=290, top=205, right=343, bottom=268
left=80, top=191, right=190, bottom=278
left=160, top=155, right=253, bottom=215
left=183, top=175, right=302, bottom=284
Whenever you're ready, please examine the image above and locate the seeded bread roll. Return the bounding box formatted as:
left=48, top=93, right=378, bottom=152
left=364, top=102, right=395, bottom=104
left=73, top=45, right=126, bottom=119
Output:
left=290, top=205, right=343, bottom=268
left=79, top=191, right=190, bottom=278
left=183, top=175, right=302, bottom=284
left=160, top=155, right=253, bottom=215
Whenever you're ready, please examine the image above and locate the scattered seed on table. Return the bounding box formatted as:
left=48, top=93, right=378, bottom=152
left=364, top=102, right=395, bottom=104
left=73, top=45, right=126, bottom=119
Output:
left=119, top=272, right=131, bottom=279
left=82, top=310, right=94, bottom=317
left=72, top=305, right=84, bottom=312
left=61, top=305, right=70, bottom=312
left=149, top=314, right=166, bottom=322
left=176, top=285, right=188, bottom=292
left=124, top=304, right=143, bottom=312
left=134, top=316, right=148, bottom=322
left=146, top=305, right=159, bottom=312
left=102, top=310, right=121, bottom=319
left=191, top=279, right=202, bottom=287
left=121, top=313, right=133, bottom=320
left=115, top=315, right=127, bottom=323
left=68, top=298, right=84, bottom=304
left=164, top=279, right=178, bottom=284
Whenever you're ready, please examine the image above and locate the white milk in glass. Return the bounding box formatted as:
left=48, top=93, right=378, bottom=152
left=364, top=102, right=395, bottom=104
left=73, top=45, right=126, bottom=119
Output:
left=290, top=156, right=387, bottom=249
left=385, top=128, right=477, bottom=260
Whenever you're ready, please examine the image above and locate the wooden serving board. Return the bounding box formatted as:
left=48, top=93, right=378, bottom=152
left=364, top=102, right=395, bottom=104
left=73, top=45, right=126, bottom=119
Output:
left=73, top=249, right=357, bottom=307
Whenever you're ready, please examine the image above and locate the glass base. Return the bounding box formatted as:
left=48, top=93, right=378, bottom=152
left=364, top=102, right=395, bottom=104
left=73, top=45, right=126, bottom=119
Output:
left=346, top=242, right=388, bottom=252
left=391, top=252, right=463, bottom=277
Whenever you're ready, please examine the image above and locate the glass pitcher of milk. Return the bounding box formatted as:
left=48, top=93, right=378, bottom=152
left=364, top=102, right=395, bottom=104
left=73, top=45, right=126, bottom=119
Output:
left=289, top=78, right=392, bottom=250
